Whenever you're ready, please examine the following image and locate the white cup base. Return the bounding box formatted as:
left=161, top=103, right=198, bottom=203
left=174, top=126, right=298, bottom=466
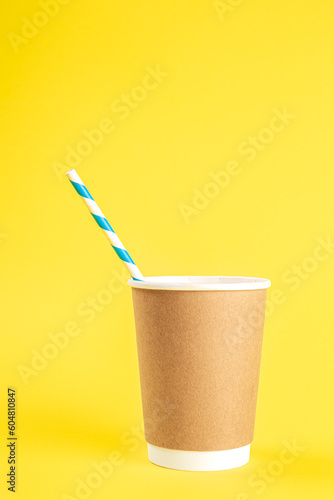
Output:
left=147, top=443, right=251, bottom=471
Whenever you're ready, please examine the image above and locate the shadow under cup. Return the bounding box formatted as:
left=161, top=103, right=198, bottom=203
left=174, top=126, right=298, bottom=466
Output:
left=128, top=276, right=271, bottom=471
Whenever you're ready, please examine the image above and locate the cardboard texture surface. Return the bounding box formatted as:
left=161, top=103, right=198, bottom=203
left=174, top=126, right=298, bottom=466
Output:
left=132, top=288, right=267, bottom=451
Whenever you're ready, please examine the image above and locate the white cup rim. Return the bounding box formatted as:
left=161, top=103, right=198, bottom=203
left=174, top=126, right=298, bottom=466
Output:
left=128, top=275, right=271, bottom=291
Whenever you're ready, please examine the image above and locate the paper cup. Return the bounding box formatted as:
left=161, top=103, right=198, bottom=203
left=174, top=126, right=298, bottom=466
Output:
left=128, top=276, right=270, bottom=471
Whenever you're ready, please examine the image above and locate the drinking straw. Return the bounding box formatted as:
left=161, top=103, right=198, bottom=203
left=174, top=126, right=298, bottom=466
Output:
left=66, top=169, right=144, bottom=281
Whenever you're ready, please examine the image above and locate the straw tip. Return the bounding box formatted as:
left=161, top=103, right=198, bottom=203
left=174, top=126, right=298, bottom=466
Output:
left=65, top=168, right=76, bottom=176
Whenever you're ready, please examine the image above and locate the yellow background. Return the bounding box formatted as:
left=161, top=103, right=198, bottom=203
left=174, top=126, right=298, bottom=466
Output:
left=1, top=0, right=333, bottom=498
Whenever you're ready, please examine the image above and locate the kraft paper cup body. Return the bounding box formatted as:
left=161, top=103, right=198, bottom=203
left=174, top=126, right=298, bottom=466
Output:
left=128, top=276, right=271, bottom=471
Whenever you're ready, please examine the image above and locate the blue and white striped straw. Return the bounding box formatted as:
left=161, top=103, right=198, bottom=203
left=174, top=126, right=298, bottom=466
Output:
left=66, top=169, right=144, bottom=281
